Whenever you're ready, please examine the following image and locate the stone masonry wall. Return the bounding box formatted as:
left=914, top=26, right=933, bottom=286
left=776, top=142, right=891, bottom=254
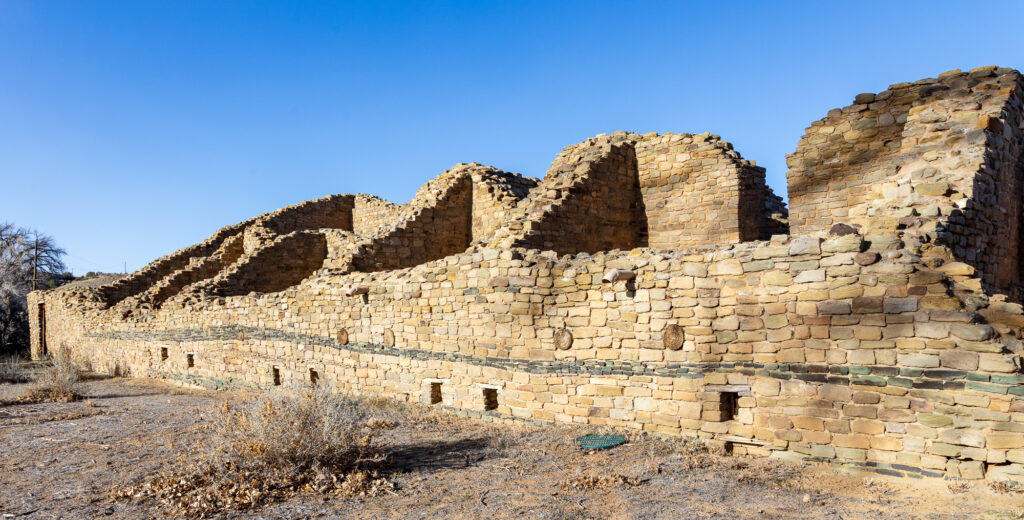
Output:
left=341, top=164, right=485, bottom=273
left=471, top=171, right=539, bottom=243
left=947, top=73, right=1024, bottom=296
left=787, top=67, right=1024, bottom=297
left=29, top=233, right=1024, bottom=482
left=29, top=66, right=1024, bottom=483
left=352, top=195, right=402, bottom=237
left=505, top=134, right=644, bottom=254
left=489, top=132, right=787, bottom=254
left=635, top=133, right=779, bottom=248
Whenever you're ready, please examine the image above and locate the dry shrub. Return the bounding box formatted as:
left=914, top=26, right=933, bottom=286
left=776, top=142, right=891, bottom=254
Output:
left=947, top=481, right=971, bottom=494
left=114, top=386, right=397, bottom=517
left=23, top=345, right=80, bottom=402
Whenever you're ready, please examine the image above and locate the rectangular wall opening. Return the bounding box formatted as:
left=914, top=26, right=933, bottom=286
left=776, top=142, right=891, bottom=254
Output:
left=272, top=366, right=281, bottom=386
left=37, top=303, right=46, bottom=356
left=186, top=353, right=195, bottom=368
left=309, top=368, right=319, bottom=386
left=702, top=385, right=748, bottom=422
left=430, top=382, right=442, bottom=405
left=722, top=391, right=739, bottom=421
left=483, top=387, right=498, bottom=411
left=160, top=347, right=168, bottom=361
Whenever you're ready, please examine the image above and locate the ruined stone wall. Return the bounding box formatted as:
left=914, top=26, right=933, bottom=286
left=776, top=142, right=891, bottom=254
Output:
left=470, top=171, right=538, bottom=243
left=948, top=74, right=1024, bottom=296
left=29, top=234, right=1024, bottom=482
left=489, top=132, right=787, bottom=254
left=341, top=165, right=475, bottom=273
left=144, top=234, right=246, bottom=308
left=255, top=194, right=355, bottom=236
left=29, top=66, right=1024, bottom=482
left=189, top=231, right=328, bottom=298
left=635, top=133, right=781, bottom=248
left=509, top=135, right=643, bottom=254
left=352, top=195, right=402, bottom=237
left=95, top=222, right=250, bottom=307
left=787, top=67, right=1024, bottom=297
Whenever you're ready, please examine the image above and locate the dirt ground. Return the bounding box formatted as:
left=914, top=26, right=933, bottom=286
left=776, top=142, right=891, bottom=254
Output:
left=2, top=375, right=1024, bottom=520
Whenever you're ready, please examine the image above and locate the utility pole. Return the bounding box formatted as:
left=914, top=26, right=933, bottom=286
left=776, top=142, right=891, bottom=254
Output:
left=32, top=231, right=38, bottom=292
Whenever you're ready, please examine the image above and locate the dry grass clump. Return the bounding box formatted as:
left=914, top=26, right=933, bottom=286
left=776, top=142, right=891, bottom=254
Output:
left=990, top=480, right=1024, bottom=494
left=114, top=386, right=398, bottom=517
left=22, top=346, right=81, bottom=402
left=0, top=354, right=30, bottom=384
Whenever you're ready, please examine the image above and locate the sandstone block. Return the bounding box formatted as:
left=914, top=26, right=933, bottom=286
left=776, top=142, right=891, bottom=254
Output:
left=958, top=460, right=985, bottom=480
left=789, top=237, right=821, bottom=256
left=710, top=260, right=743, bottom=276
left=763, top=271, right=794, bottom=286
left=987, top=433, right=1024, bottom=449
left=884, top=297, right=918, bottom=313
left=822, top=235, right=863, bottom=253
left=940, top=350, right=979, bottom=370
left=950, top=323, right=996, bottom=341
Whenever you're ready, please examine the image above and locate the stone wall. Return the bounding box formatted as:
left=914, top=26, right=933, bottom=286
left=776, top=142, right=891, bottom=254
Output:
left=635, top=133, right=780, bottom=247
left=489, top=131, right=787, bottom=254
left=28, top=66, right=1024, bottom=482
left=786, top=67, right=1024, bottom=296
left=28, top=234, right=1024, bottom=482
left=352, top=195, right=402, bottom=237
left=505, top=134, right=645, bottom=254
left=471, top=170, right=538, bottom=243
left=340, top=163, right=535, bottom=273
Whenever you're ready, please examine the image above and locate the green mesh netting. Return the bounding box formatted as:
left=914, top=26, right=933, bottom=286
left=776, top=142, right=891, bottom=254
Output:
left=575, top=434, right=627, bottom=450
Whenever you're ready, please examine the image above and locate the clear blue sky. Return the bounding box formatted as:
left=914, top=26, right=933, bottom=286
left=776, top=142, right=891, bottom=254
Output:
left=2, top=1, right=1022, bottom=275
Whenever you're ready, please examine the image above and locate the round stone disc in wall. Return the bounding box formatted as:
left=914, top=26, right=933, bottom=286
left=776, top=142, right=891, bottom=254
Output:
left=384, top=329, right=395, bottom=347
left=554, top=328, right=573, bottom=350
left=663, top=324, right=684, bottom=351
left=337, top=329, right=348, bottom=345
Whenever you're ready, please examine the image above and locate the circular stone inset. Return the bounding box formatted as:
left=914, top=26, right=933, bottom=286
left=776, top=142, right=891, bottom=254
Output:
left=384, top=329, right=395, bottom=347
left=663, top=324, right=684, bottom=351
left=337, top=329, right=348, bottom=345
left=554, top=328, right=573, bottom=350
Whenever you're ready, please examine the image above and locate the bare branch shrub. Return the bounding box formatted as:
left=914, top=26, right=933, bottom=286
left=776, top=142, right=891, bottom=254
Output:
left=114, top=385, right=397, bottom=516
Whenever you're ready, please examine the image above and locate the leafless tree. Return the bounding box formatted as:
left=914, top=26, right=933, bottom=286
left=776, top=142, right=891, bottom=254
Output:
left=0, top=222, right=68, bottom=354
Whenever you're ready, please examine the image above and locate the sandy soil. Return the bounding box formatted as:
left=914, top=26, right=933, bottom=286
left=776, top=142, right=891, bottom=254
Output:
left=1, top=376, right=1023, bottom=520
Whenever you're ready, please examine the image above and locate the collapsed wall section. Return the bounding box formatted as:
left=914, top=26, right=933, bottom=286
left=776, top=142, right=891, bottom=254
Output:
left=338, top=164, right=536, bottom=273
left=186, top=231, right=328, bottom=298
left=500, top=134, right=645, bottom=254
left=89, top=193, right=357, bottom=311
left=93, top=221, right=251, bottom=308
left=470, top=171, right=538, bottom=242
left=953, top=73, right=1024, bottom=297
left=352, top=195, right=403, bottom=236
